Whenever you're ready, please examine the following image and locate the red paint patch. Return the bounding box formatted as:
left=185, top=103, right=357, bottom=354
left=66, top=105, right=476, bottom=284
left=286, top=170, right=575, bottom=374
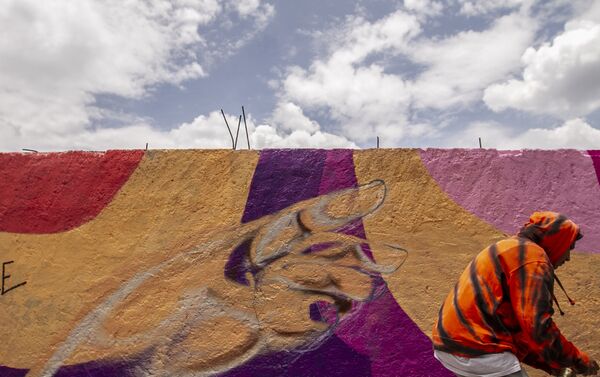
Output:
left=0, top=150, right=144, bottom=234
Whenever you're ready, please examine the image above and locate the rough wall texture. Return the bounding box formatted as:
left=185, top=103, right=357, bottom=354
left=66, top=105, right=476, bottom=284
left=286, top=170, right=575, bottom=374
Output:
left=1, top=149, right=598, bottom=377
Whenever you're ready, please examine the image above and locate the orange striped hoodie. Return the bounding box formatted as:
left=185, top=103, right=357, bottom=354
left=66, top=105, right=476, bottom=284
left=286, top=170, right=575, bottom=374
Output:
left=432, top=212, right=590, bottom=374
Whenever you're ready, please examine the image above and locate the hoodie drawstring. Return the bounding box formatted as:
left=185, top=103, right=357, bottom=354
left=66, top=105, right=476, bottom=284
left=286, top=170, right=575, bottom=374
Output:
left=553, top=272, right=576, bottom=316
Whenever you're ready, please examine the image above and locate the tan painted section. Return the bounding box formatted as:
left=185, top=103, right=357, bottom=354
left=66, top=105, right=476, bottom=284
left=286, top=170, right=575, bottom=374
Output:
left=0, top=150, right=260, bottom=368
left=353, top=149, right=600, bottom=377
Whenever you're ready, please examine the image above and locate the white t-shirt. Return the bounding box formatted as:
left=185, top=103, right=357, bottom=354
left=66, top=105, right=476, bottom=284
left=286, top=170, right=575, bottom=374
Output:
left=434, top=349, right=522, bottom=377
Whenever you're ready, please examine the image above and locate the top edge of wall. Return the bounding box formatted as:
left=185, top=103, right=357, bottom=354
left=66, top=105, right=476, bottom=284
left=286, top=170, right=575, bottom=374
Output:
left=2, top=147, right=599, bottom=155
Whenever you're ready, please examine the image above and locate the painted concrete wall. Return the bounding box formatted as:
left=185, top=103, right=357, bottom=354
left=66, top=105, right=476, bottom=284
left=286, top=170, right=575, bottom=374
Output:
left=1, top=149, right=598, bottom=377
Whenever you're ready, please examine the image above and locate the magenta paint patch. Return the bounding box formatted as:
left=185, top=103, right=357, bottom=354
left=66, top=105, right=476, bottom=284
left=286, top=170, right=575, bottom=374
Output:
left=588, top=150, right=600, bottom=186
left=419, top=149, right=600, bottom=253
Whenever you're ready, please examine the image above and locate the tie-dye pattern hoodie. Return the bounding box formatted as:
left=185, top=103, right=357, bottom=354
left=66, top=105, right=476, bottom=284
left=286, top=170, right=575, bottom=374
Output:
left=432, top=212, right=590, bottom=374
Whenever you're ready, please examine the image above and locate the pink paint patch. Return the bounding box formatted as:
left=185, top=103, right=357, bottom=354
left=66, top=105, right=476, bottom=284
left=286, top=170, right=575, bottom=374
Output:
left=419, top=149, right=600, bottom=253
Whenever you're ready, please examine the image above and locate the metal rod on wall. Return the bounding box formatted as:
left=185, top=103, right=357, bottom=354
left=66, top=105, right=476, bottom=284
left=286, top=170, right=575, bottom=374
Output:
left=234, top=115, right=242, bottom=150
left=221, top=109, right=235, bottom=150
left=478, top=137, right=482, bottom=149
left=242, top=106, right=251, bottom=150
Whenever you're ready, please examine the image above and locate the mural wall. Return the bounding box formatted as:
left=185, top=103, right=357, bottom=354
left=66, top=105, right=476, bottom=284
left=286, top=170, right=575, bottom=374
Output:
left=1, top=149, right=598, bottom=377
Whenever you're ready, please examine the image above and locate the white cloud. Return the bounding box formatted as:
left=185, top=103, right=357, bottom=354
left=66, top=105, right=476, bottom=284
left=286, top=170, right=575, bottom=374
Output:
left=0, top=106, right=355, bottom=151
left=484, top=14, right=600, bottom=118
left=232, top=0, right=263, bottom=17
left=251, top=125, right=357, bottom=149
left=0, top=110, right=235, bottom=151
left=168, top=111, right=241, bottom=149
left=444, top=118, right=600, bottom=149
left=0, top=0, right=274, bottom=150
left=270, top=102, right=320, bottom=133
left=277, top=8, right=536, bottom=145
left=254, top=101, right=357, bottom=148
left=280, top=11, right=420, bottom=143
left=166, top=108, right=354, bottom=150
left=409, top=12, right=537, bottom=109
left=326, top=10, right=421, bottom=65
left=5, top=0, right=596, bottom=151
left=284, top=63, right=412, bottom=143
left=458, top=0, right=527, bottom=16
left=403, top=0, right=444, bottom=18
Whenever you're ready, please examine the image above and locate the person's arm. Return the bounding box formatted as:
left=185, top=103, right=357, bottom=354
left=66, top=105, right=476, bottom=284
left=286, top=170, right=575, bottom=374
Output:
left=509, top=261, right=594, bottom=374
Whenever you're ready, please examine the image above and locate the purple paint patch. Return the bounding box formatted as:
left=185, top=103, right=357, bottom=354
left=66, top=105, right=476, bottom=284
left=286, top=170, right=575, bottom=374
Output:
left=0, top=366, right=27, bottom=377
left=241, top=149, right=328, bottom=223
left=303, top=242, right=337, bottom=254
left=420, top=149, right=600, bottom=253
left=225, top=150, right=329, bottom=285
left=309, top=301, right=329, bottom=322
left=0, top=343, right=144, bottom=375
left=219, top=333, right=372, bottom=377
left=53, top=357, right=141, bottom=377
left=224, top=239, right=252, bottom=285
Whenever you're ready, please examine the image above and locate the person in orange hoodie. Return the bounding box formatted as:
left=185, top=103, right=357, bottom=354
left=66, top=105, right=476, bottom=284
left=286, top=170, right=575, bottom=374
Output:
left=432, top=212, right=599, bottom=377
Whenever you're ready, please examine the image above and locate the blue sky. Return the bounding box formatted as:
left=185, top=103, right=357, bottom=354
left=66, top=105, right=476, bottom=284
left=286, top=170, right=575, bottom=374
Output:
left=1, top=0, right=600, bottom=151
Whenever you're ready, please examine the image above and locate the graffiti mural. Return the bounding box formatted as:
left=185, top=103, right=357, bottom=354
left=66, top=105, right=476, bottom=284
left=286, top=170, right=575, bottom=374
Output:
left=1, top=149, right=599, bottom=377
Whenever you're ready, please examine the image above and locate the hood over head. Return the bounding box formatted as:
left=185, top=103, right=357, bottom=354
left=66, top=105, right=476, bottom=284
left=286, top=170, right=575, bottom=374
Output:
left=517, top=211, right=582, bottom=266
